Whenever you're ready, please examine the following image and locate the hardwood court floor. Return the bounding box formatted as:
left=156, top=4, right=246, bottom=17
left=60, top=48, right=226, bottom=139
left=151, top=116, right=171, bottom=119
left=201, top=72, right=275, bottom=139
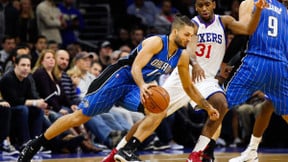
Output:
left=1, top=148, right=288, bottom=162
left=36, top=152, right=288, bottom=162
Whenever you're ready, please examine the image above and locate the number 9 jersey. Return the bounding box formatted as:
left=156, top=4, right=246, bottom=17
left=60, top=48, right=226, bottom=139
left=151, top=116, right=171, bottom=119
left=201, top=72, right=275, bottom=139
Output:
left=246, top=0, right=288, bottom=61
left=192, top=15, right=226, bottom=78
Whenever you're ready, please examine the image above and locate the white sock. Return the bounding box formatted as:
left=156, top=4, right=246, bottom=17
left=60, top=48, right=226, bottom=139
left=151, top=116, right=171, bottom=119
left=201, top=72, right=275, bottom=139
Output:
left=193, top=135, right=210, bottom=152
left=247, top=135, right=262, bottom=150
left=116, top=136, right=127, bottom=150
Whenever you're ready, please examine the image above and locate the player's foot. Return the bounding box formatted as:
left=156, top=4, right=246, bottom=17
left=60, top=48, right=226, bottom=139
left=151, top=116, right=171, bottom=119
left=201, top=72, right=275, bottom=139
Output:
left=229, top=149, right=258, bottom=162
left=101, top=148, right=117, bottom=162
left=18, top=136, right=43, bottom=162
left=186, top=151, right=203, bottom=162
left=114, top=148, right=142, bottom=162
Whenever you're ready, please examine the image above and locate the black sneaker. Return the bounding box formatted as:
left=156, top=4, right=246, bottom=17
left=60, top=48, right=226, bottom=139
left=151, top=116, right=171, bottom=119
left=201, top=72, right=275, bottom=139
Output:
left=18, top=137, right=42, bottom=162
left=114, top=148, right=142, bottom=162
left=152, top=140, right=170, bottom=150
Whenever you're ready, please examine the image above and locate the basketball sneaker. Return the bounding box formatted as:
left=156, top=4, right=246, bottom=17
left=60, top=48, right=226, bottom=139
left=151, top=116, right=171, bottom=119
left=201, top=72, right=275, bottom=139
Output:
left=18, top=136, right=43, bottom=162
left=114, top=148, right=142, bottom=162
left=101, top=148, right=117, bottom=162
left=229, top=149, right=258, bottom=162
left=186, top=151, right=203, bottom=162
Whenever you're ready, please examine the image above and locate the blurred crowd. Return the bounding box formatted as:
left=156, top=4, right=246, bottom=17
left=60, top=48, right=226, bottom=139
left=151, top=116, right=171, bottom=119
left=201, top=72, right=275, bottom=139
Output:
left=0, top=0, right=288, bottom=157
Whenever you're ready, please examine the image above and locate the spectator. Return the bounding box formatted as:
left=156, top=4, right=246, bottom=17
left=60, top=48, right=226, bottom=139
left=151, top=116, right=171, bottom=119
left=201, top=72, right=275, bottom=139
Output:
left=66, top=66, right=81, bottom=96
left=154, top=0, right=176, bottom=34
left=111, top=28, right=131, bottom=50
left=0, top=36, right=16, bottom=73
left=89, top=61, right=102, bottom=78
left=127, top=0, right=158, bottom=27
left=3, top=43, right=30, bottom=73
left=98, top=41, right=113, bottom=70
left=127, top=27, right=144, bottom=50
left=36, top=0, right=66, bottom=45
left=58, top=0, right=84, bottom=48
left=30, top=35, right=47, bottom=68
left=32, top=49, right=75, bottom=114
left=0, top=54, right=47, bottom=149
left=0, top=0, right=19, bottom=42
left=71, top=51, right=95, bottom=98
left=18, top=0, right=37, bottom=44
left=0, top=99, right=19, bottom=155
left=66, top=42, right=81, bottom=66
left=56, top=49, right=81, bottom=105
left=119, top=44, right=131, bottom=53
left=47, top=40, right=59, bottom=51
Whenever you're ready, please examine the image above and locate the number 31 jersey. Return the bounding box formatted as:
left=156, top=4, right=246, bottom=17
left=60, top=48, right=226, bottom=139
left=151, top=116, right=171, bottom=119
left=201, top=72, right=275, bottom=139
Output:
left=192, top=15, right=226, bottom=78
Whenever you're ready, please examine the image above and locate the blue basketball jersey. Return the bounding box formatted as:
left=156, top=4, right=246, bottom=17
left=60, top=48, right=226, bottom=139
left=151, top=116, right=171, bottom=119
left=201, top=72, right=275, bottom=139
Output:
left=124, top=35, right=183, bottom=83
left=246, top=0, right=288, bottom=61
left=226, top=0, right=288, bottom=115
left=79, top=35, right=184, bottom=116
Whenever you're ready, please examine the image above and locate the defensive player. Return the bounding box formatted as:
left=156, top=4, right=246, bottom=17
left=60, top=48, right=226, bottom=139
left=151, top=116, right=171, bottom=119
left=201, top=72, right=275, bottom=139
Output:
left=18, top=14, right=219, bottom=162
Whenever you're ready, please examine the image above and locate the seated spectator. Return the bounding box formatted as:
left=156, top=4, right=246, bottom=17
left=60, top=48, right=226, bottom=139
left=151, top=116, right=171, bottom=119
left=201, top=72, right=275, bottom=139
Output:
left=47, top=40, right=59, bottom=52
left=66, top=66, right=82, bottom=96
left=127, top=27, right=145, bottom=50
left=0, top=54, right=47, bottom=149
left=30, top=35, right=47, bottom=68
left=97, top=41, right=113, bottom=70
left=0, top=36, right=16, bottom=74
left=3, top=43, right=31, bottom=73
left=89, top=61, right=102, bottom=77
left=0, top=99, right=19, bottom=155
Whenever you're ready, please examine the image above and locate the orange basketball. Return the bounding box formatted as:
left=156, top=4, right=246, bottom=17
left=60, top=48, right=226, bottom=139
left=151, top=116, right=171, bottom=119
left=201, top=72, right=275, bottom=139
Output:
left=143, top=86, right=170, bottom=113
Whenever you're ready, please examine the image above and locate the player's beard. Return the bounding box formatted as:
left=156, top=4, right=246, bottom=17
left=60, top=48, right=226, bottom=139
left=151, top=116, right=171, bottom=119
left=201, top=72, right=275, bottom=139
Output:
left=174, top=36, right=185, bottom=49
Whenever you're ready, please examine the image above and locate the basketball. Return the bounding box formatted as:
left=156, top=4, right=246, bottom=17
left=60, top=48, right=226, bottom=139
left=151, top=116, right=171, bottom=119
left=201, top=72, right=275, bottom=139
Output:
left=143, top=86, right=170, bottom=113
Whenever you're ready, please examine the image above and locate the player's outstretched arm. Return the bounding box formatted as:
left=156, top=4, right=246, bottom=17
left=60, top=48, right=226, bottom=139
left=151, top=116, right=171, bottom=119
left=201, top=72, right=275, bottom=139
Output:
left=223, top=0, right=268, bottom=35
left=177, top=50, right=219, bottom=121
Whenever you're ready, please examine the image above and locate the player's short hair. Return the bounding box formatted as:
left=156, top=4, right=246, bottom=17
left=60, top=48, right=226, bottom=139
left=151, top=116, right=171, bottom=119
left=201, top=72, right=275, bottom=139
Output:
left=171, top=14, right=195, bottom=30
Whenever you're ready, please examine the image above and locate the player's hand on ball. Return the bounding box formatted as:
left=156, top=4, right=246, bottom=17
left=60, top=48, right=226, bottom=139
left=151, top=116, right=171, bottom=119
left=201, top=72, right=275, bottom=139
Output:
left=207, top=107, right=220, bottom=121
left=140, top=83, right=156, bottom=103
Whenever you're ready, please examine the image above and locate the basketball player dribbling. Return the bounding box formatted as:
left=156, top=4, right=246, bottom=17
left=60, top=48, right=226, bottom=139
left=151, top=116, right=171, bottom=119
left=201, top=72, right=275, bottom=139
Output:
left=18, top=14, right=219, bottom=162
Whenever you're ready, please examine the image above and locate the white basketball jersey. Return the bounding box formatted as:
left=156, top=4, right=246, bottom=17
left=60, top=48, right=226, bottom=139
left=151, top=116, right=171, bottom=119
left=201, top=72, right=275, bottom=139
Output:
left=192, top=15, right=226, bottom=78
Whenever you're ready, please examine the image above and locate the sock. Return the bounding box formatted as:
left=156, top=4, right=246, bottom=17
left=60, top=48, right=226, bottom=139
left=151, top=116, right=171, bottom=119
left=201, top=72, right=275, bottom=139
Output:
left=203, top=139, right=216, bottom=159
left=193, top=135, right=210, bottom=152
left=123, top=136, right=141, bottom=152
left=38, top=134, right=49, bottom=146
left=247, top=135, right=262, bottom=150
left=116, top=136, right=127, bottom=150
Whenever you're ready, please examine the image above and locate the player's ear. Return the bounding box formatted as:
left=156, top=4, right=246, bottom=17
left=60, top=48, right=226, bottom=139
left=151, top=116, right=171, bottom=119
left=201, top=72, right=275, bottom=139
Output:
left=212, top=0, right=216, bottom=9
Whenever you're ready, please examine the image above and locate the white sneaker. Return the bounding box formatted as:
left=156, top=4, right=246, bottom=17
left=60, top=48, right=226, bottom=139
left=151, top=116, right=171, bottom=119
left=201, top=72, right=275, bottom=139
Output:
left=229, top=149, right=258, bottom=162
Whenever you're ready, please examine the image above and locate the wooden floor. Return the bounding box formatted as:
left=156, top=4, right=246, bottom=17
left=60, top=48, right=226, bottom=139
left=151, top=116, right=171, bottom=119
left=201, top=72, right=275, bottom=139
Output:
left=36, top=152, right=288, bottom=162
